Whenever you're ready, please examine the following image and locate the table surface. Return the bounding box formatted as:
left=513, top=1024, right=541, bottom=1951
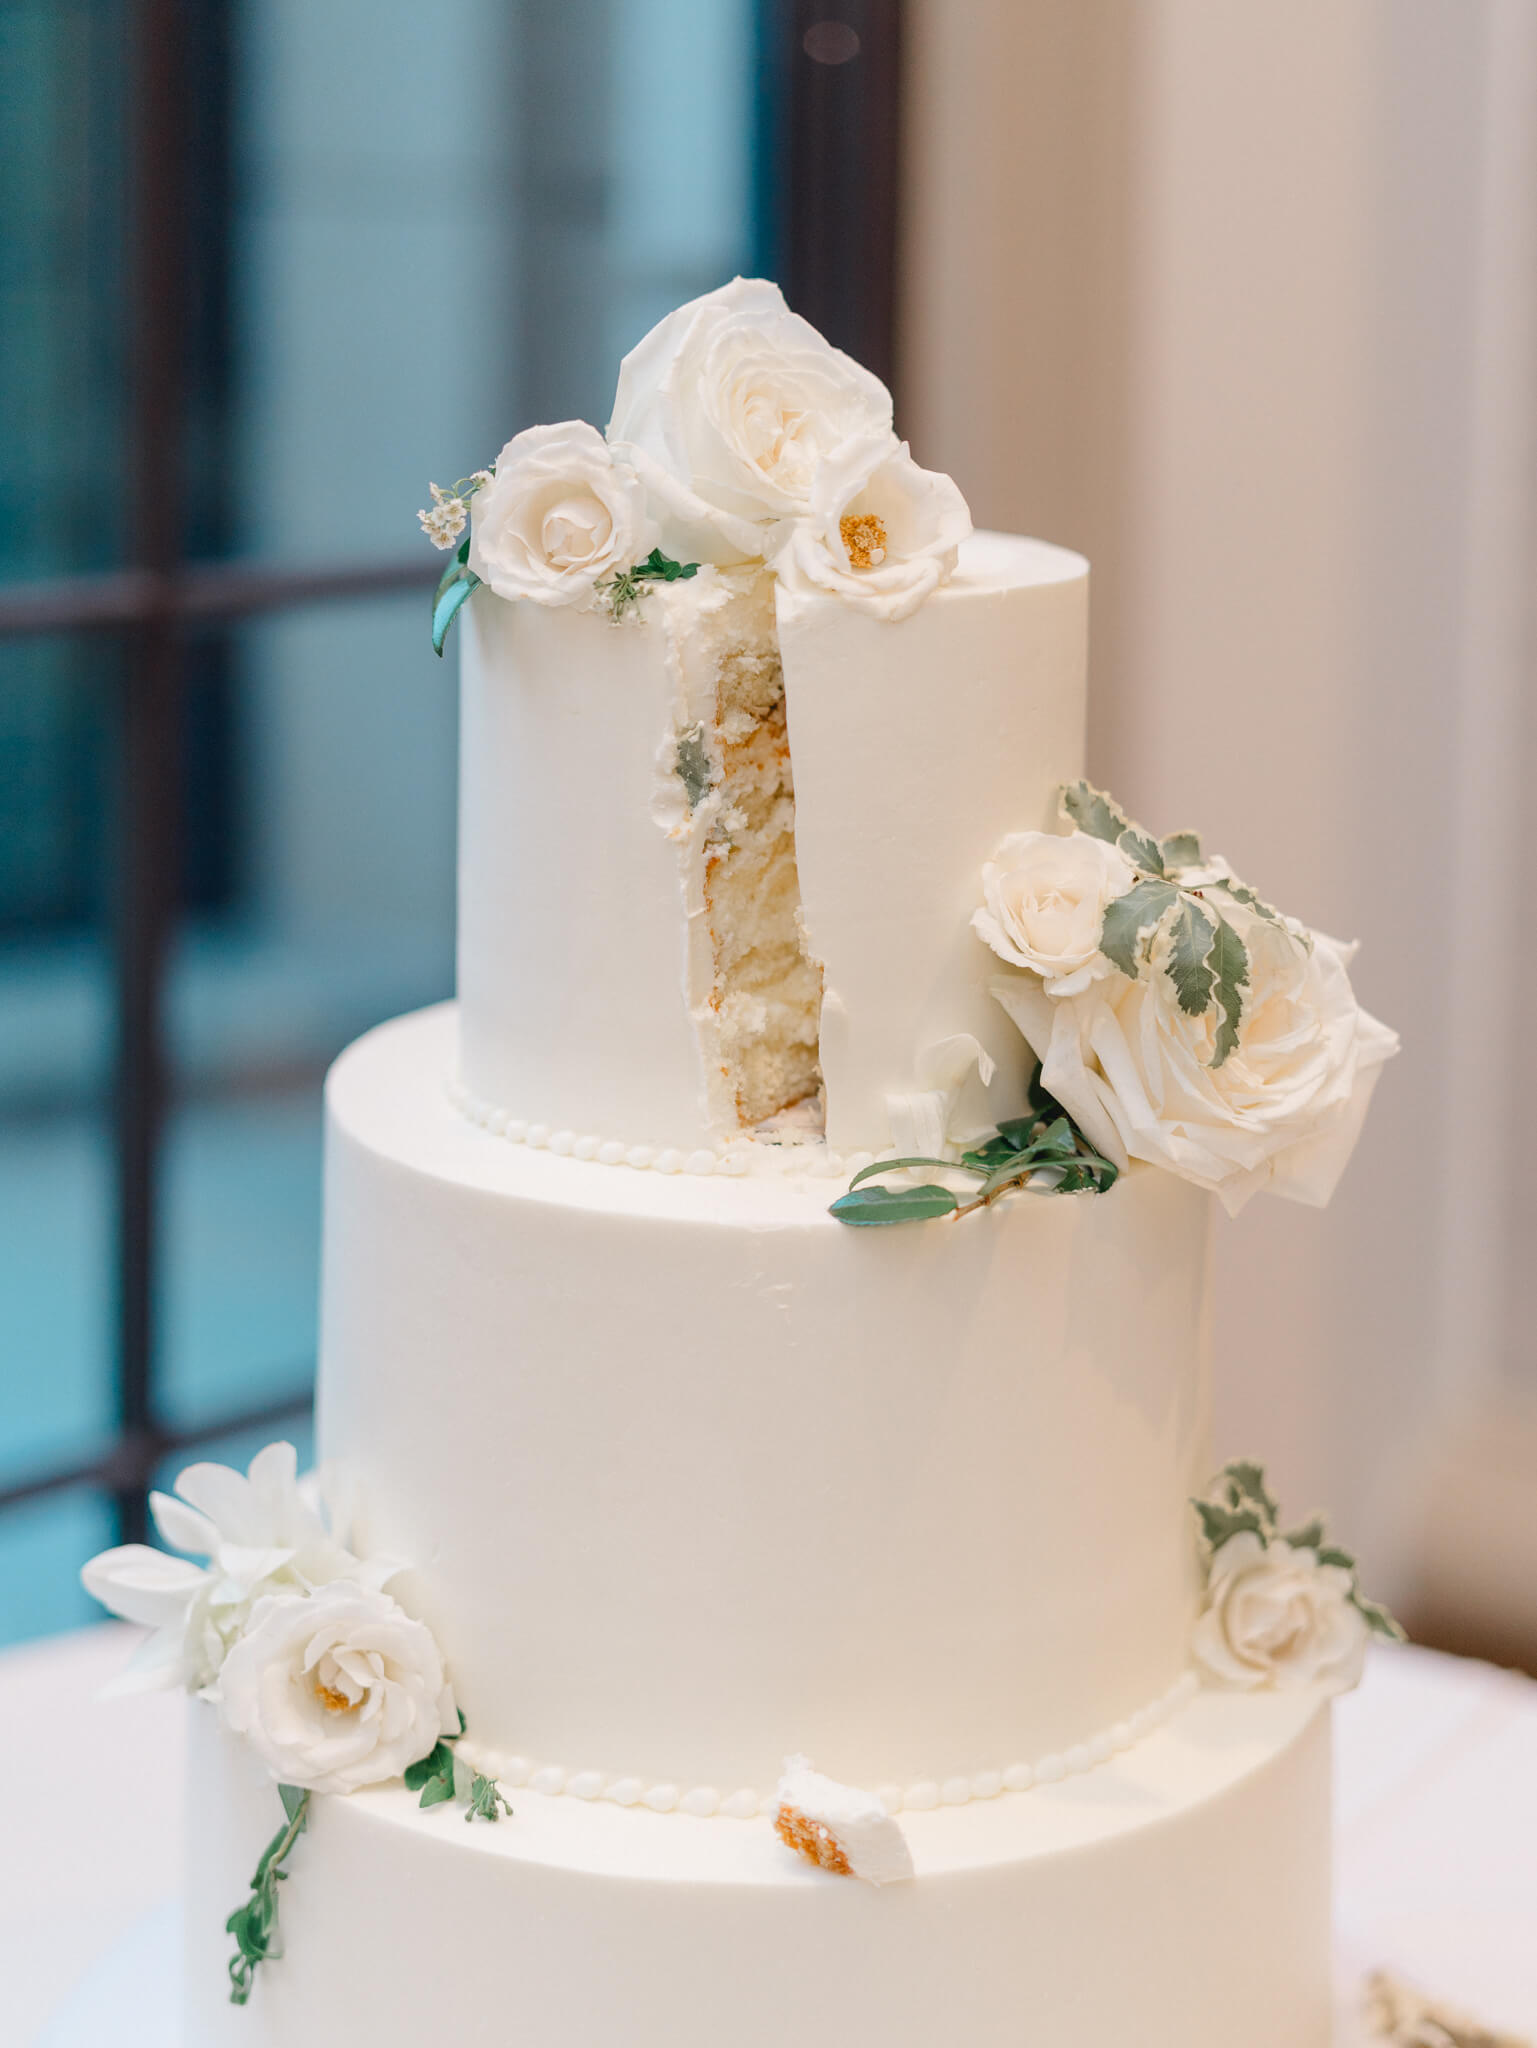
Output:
left=5, top=1628, right=1535, bottom=2046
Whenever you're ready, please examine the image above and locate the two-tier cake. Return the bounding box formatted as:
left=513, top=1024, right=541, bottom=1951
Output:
left=84, top=279, right=1400, bottom=2045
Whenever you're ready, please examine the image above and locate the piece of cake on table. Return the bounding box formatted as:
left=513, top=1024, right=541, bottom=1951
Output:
left=83, top=278, right=1401, bottom=2046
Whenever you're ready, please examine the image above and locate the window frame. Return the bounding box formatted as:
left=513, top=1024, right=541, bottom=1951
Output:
left=0, top=0, right=905, bottom=1547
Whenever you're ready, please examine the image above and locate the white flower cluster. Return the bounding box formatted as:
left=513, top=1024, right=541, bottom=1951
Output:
left=82, top=1443, right=458, bottom=1795
left=434, top=278, right=972, bottom=622
left=1187, top=1464, right=1398, bottom=1697
left=972, top=807, right=1399, bottom=1215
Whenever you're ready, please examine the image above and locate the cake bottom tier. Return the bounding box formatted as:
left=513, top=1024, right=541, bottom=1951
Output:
left=185, top=1686, right=1332, bottom=2046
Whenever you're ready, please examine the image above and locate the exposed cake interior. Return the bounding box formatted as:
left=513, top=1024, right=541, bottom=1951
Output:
left=696, top=575, right=822, bottom=1128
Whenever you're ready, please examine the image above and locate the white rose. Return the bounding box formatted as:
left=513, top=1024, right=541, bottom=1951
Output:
left=972, top=830, right=1134, bottom=993
left=81, top=1441, right=392, bottom=1696
left=606, top=277, right=894, bottom=563
left=468, top=421, right=656, bottom=606
left=992, top=906, right=1399, bottom=1215
left=218, top=1583, right=458, bottom=1795
left=770, top=437, right=971, bottom=621
left=1192, top=1531, right=1369, bottom=1694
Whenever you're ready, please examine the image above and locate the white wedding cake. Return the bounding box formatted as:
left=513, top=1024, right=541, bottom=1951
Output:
left=83, top=281, right=1400, bottom=2045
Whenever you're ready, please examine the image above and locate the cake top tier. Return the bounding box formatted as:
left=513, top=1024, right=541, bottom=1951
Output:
left=432, top=279, right=1397, bottom=1209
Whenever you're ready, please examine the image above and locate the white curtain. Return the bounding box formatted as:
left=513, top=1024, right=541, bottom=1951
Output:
left=902, top=0, right=1537, bottom=1620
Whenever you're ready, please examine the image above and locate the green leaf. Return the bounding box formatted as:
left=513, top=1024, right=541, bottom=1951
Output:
left=829, top=1184, right=960, bottom=1226
left=1099, top=877, right=1179, bottom=978
left=1283, top=1519, right=1328, bottom=1553
left=1028, top=1115, right=1080, bottom=1160
left=1060, top=780, right=1133, bottom=844
left=1208, top=915, right=1249, bottom=1067
left=1353, top=1593, right=1406, bottom=1642
left=847, top=1156, right=978, bottom=1191
left=961, top=1134, right=1028, bottom=1171
left=636, top=547, right=699, bottom=583
left=277, top=1783, right=307, bottom=1826
left=1161, top=829, right=1203, bottom=869
left=432, top=569, right=481, bottom=657
left=405, top=1738, right=459, bottom=1807
left=1315, top=1544, right=1356, bottom=1572
left=995, top=1113, right=1042, bottom=1151
left=433, top=535, right=471, bottom=602
left=1209, top=875, right=1286, bottom=928
left=1117, top=827, right=1165, bottom=875
left=1221, top=1460, right=1280, bottom=1525
left=1167, top=896, right=1217, bottom=1016
left=1194, top=1499, right=1267, bottom=1550
left=674, top=723, right=713, bottom=810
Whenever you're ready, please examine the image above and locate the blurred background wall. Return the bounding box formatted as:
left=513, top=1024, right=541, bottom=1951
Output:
left=904, top=0, right=1537, bottom=1653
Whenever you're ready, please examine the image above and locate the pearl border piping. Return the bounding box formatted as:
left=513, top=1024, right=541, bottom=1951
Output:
left=448, top=1077, right=879, bottom=1186
left=454, top=1671, right=1202, bottom=1822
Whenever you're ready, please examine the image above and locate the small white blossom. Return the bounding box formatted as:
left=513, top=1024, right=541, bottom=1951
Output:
left=417, top=483, right=468, bottom=551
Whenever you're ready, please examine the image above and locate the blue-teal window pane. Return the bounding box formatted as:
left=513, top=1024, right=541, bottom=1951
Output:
left=0, top=1490, right=114, bottom=1648
left=157, top=1092, right=324, bottom=1431
left=0, top=637, right=116, bottom=1497
left=159, top=595, right=456, bottom=1430
left=0, top=1, right=129, bottom=585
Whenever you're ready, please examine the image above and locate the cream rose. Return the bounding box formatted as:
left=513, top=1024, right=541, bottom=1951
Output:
left=606, top=277, right=894, bottom=563
left=468, top=421, right=655, bottom=606
left=218, top=1584, right=458, bottom=1795
left=992, top=904, right=1399, bottom=1215
left=1192, top=1531, right=1369, bottom=1694
left=972, top=830, right=1134, bottom=993
left=770, top=436, right=971, bottom=621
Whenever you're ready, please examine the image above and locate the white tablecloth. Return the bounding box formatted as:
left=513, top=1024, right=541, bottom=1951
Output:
left=5, top=1627, right=1535, bottom=2045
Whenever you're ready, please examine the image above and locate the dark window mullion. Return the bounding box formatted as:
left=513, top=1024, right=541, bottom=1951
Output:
left=112, top=0, right=189, bottom=1546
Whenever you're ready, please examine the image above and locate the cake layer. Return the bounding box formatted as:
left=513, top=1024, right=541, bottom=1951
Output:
left=455, top=530, right=1087, bottom=1155
left=318, top=1002, right=1214, bottom=1793
left=185, top=1683, right=1331, bottom=2047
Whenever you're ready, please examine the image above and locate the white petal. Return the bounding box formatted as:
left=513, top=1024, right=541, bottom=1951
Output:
left=81, top=1545, right=207, bottom=1627
left=149, top=1490, right=218, bottom=1558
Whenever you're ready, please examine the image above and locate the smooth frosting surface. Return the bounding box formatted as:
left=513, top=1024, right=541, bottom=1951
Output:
left=318, top=1003, right=1213, bottom=1792
left=455, top=529, right=1087, bottom=1153
left=185, top=1684, right=1332, bottom=2045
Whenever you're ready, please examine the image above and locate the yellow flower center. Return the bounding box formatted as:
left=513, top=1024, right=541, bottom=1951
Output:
left=314, top=1681, right=354, bottom=1714
left=840, top=512, right=888, bottom=569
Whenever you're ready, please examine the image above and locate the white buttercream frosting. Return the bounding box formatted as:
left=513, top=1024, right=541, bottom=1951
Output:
left=455, top=533, right=1088, bottom=1156
left=774, top=1754, right=914, bottom=1884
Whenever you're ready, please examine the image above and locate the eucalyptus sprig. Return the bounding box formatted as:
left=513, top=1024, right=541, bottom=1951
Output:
left=1192, top=1460, right=1405, bottom=1642
left=829, top=1064, right=1118, bottom=1227
left=465, top=1772, right=514, bottom=1823
left=403, top=1710, right=512, bottom=1824
left=1061, top=780, right=1304, bottom=1069
left=225, top=1784, right=309, bottom=2007
left=596, top=547, right=700, bottom=620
